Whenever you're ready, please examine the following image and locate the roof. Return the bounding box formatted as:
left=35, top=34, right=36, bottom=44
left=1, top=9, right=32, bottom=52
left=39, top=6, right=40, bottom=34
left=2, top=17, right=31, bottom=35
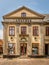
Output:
left=3, top=6, right=45, bottom=19
left=44, top=14, right=49, bottom=21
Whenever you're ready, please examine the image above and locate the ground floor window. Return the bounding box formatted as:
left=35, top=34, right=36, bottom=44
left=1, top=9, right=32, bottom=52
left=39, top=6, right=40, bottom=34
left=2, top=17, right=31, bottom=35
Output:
left=32, top=47, right=38, bottom=55
left=45, top=44, right=49, bottom=55
left=8, top=43, right=15, bottom=54
left=32, top=43, right=39, bottom=55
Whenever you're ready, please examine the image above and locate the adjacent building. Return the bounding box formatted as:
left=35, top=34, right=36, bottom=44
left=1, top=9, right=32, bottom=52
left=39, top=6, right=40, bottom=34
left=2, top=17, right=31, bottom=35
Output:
left=0, top=39, right=3, bottom=54
left=2, top=6, right=49, bottom=57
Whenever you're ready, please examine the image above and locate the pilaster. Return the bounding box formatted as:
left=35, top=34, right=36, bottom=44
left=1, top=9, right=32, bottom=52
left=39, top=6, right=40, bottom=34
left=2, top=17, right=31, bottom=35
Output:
left=27, top=25, right=32, bottom=55
left=3, top=24, right=8, bottom=55
left=39, top=24, right=45, bottom=55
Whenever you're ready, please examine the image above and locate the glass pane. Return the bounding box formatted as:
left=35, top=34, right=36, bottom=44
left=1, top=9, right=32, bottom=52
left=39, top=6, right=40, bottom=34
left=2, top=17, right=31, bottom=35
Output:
left=21, top=13, right=26, bottom=17
left=33, top=26, right=39, bottom=36
left=46, top=27, right=49, bottom=36
left=21, top=26, right=26, bottom=34
left=9, top=26, right=15, bottom=36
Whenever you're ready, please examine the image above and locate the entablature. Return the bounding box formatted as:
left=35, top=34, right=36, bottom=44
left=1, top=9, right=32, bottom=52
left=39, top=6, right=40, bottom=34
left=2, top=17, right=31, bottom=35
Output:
left=2, top=18, right=44, bottom=24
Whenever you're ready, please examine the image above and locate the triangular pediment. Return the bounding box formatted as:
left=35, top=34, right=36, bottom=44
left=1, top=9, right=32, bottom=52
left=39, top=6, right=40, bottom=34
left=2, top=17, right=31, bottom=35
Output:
left=3, top=6, right=45, bottom=19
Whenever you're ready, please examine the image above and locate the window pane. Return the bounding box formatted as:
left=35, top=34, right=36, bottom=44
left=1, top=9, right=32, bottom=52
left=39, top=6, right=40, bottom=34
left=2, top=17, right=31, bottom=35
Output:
left=33, top=26, right=39, bottom=36
left=21, top=26, right=26, bottom=34
left=21, top=13, right=26, bottom=17
left=46, top=27, right=49, bottom=36
left=9, top=26, right=15, bottom=36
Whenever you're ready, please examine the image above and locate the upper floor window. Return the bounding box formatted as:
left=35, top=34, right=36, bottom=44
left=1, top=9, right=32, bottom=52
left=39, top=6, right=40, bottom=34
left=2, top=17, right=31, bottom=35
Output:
left=46, top=27, right=49, bottom=36
left=33, top=26, right=39, bottom=36
left=21, top=12, right=26, bottom=17
left=9, top=26, right=15, bottom=36
left=21, top=26, right=26, bottom=35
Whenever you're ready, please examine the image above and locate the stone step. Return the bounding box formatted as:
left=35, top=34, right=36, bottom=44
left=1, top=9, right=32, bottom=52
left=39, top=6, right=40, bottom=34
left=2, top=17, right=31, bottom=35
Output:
left=18, top=55, right=30, bottom=59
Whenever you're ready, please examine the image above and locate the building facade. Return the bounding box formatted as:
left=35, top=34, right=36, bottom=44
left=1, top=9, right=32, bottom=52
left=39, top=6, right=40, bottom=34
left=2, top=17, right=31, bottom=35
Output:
left=0, top=39, right=3, bottom=54
left=2, top=6, right=49, bottom=57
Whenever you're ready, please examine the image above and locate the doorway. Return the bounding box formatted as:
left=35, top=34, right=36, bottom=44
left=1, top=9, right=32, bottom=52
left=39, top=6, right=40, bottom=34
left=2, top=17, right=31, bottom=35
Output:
left=20, top=43, right=27, bottom=55
left=45, top=44, right=49, bottom=55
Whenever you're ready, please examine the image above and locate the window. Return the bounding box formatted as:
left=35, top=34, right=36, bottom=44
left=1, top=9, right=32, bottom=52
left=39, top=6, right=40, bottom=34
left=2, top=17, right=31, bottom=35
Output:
left=32, top=43, right=38, bottom=55
left=46, top=27, right=49, bottom=36
left=33, top=26, right=39, bottom=36
left=8, top=43, right=15, bottom=54
left=9, top=26, right=15, bottom=36
left=21, top=12, right=26, bottom=17
left=32, top=47, right=38, bottom=55
left=21, top=26, right=26, bottom=35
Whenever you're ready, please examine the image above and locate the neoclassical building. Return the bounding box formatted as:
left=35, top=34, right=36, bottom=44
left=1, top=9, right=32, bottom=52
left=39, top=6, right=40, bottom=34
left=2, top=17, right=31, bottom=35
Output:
left=2, top=6, right=49, bottom=57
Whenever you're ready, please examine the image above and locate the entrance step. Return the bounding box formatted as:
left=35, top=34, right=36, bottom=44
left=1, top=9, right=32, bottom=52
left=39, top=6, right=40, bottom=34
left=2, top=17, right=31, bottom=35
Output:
left=18, top=55, right=30, bottom=59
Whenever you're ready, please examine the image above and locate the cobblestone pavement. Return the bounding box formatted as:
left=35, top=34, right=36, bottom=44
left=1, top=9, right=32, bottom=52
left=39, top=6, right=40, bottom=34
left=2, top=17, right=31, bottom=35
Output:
left=0, top=58, right=49, bottom=65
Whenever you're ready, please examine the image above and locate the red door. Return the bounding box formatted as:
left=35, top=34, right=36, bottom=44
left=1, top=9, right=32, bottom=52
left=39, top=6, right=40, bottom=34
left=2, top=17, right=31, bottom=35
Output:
left=20, top=43, right=27, bottom=55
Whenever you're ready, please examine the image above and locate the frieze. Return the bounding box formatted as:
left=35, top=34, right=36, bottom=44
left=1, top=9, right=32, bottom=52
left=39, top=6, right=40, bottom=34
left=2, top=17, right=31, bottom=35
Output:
left=3, top=19, right=43, bottom=23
